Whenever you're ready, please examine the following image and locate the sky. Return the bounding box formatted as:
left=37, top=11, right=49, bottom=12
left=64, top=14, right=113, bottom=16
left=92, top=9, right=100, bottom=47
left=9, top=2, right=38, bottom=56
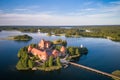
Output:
left=0, top=0, right=120, bottom=25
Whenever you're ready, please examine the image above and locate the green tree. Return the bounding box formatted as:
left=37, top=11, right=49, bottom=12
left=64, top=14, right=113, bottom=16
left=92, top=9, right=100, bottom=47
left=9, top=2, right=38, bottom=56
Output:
left=28, top=59, right=33, bottom=68
left=49, top=56, right=53, bottom=67
left=16, top=59, right=24, bottom=70
left=56, top=57, right=61, bottom=66
left=75, top=48, right=80, bottom=55
left=45, top=61, right=49, bottom=67
left=62, top=40, right=67, bottom=46
left=69, top=47, right=74, bottom=55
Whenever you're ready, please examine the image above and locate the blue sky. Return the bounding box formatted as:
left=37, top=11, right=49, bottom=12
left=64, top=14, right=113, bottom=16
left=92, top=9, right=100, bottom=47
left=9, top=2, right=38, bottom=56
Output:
left=0, top=0, right=120, bottom=25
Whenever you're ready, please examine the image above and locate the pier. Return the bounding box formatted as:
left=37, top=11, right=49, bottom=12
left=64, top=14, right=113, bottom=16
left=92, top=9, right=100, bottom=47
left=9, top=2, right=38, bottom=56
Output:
left=69, top=62, right=120, bottom=80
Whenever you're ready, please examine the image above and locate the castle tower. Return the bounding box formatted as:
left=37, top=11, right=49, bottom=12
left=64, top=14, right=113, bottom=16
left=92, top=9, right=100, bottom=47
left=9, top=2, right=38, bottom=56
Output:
left=38, top=39, right=45, bottom=49
left=60, top=46, right=66, bottom=56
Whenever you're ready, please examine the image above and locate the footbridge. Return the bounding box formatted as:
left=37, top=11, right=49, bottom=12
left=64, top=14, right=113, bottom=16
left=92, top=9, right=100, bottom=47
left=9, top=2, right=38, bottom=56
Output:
left=69, top=62, right=120, bottom=80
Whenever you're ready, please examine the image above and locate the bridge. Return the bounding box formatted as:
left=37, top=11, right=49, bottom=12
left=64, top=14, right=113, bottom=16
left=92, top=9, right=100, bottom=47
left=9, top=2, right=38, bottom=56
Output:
left=69, top=62, right=120, bottom=80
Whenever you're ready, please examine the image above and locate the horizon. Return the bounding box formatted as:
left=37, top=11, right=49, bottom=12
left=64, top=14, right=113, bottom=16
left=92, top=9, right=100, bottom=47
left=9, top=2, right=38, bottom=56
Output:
left=0, top=0, right=120, bottom=25
left=0, top=25, right=120, bottom=27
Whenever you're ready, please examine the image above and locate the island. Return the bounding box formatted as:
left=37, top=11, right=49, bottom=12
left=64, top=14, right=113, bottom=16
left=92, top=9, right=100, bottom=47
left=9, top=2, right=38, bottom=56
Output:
left=12, top=34, right=32, bottom=41
left=1, top=34, right=33, bottom=41
left=16, top=39, right=88, bottom=71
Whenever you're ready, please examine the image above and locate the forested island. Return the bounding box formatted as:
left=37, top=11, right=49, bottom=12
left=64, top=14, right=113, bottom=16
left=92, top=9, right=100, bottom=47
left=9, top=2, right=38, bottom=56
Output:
left=12, top=34, right=32, bottom=41
left=0, top=25, right=120, bottom=41
left=1, top=34, right=32, bottom=41
left=16, top=39, right=88, bottom=71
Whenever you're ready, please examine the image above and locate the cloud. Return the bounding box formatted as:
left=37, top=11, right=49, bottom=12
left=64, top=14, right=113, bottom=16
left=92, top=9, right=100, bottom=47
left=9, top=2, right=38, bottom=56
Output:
left=84, top=8, right=96, bottom=11
left=14, top=8, right=30, bottom=11
left=0, top=12, right=119, bottom=25
left=110, top=1, right=120, bottom=5
left=0, top=1, right=120, bottom=25
left=0, top=10, right=3, bottom=13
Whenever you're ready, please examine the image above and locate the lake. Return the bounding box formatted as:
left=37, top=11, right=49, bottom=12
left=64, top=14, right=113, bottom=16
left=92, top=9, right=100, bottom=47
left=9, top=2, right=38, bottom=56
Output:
left=0, top=31, right=120, bottom=80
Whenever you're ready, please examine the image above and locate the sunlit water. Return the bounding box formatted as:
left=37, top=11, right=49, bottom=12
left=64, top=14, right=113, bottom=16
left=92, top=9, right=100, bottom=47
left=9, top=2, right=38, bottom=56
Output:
left=0, top=31, right=120, bottom=80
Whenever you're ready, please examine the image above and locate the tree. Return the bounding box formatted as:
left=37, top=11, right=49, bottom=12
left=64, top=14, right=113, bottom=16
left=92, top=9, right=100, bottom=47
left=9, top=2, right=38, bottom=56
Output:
left=69, top=47, right=74, bottom=55
left=49, top=56, right=53, bottom=67
left=28, top=59, right=33, bottom=68
left=16, top=59, right=24, bottom=70
left=45, top=61, right=49, bottom=67
left=56, top=57, right=61, bottom=66
left=75, top=48, right=80, bottom=55
left=62, top=40, right=67, bottom=46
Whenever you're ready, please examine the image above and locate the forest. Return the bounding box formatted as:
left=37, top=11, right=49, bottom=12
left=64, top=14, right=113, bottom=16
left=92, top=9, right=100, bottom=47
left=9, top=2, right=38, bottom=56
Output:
left=0, top=25, right=120, bottom=41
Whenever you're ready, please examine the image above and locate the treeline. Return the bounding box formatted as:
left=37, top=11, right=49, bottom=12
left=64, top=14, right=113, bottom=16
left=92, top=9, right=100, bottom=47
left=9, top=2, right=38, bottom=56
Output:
left=0, top=26, right=38, bottom=32
left=78, top=26, right=120, bottom=41
left=67, top=46, right=88, bottom=56
left=1, top=26, right=120, bottom=41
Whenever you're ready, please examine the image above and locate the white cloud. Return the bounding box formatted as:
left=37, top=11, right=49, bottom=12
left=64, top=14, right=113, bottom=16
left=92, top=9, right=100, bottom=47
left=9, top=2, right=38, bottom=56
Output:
left=0, top=12, right=119, bottom=25
left=110, top=1, right=120, bottom=5
left=0, top=1, right=120, bottom=25
left=14, top=8, right=30, bottom=11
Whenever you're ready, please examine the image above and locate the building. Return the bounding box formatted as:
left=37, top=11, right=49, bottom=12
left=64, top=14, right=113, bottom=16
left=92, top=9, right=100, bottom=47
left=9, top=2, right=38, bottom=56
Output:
left=28, top=39, right=66, bottom=61
left=28, top=45, right=48, bottom=61
left=85, top=29, right=91, bottom=32
left=38, top=39, right=51, bottom=49
left=60, top=46, right=66, bottom=56
left=52, top=49, right=60, bottom=58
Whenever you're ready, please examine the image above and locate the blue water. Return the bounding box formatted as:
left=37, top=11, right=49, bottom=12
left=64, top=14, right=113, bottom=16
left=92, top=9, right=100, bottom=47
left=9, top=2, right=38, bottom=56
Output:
left=0, top=31, right=120, bottom=80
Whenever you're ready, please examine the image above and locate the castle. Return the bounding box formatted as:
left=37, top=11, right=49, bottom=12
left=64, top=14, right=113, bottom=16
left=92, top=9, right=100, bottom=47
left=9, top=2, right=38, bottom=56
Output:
left=28, top=39, right=66, bottom=61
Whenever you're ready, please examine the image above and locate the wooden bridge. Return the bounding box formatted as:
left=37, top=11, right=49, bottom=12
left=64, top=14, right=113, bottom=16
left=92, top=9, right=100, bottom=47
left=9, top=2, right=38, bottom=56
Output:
left=69, top=62, right=120, bottom=80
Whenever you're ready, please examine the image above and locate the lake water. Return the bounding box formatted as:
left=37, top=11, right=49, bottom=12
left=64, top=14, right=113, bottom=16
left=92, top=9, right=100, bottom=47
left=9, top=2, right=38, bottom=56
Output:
left=0, top=31, right=120, bottom=80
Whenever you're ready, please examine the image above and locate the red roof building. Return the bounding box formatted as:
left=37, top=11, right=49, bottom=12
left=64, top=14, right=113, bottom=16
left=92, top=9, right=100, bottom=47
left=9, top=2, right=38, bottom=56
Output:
left=38, top=39, right=51, bottom=49
left=52, top=49, right=60, bottom=58
left=28, top=45, right=48, bottom=61
left=28, top=39, right=66, bottom=61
